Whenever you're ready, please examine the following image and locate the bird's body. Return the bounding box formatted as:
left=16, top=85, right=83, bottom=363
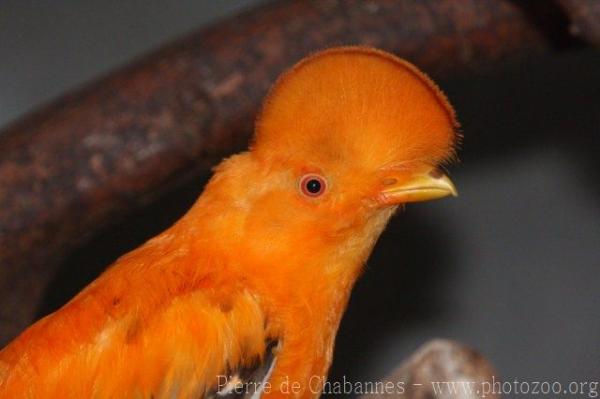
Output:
left=0, top=47, right=458, bottom=398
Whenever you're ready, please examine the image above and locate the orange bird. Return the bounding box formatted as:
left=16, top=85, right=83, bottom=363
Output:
left=0, top=47, right=458, bottom=398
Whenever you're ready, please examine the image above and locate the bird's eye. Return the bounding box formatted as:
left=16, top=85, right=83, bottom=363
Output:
left=299, top=174, right=327, bottom=197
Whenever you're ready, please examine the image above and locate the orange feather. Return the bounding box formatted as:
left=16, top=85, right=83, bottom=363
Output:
left=0, top=47, right=458, bottom=398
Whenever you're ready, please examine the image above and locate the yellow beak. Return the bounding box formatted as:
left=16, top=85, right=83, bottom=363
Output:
left=377, top=168, right=457, bottom=206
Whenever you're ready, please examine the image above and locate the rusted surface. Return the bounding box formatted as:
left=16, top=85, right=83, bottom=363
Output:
left=0, top=0, right=566, bottom=342
left=559, top=0, right=600, bottom=45
left=360, top=339, right=499, bottom=399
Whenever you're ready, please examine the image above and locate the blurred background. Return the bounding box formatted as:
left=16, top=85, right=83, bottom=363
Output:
left=0, top=0, right=598, bottom=396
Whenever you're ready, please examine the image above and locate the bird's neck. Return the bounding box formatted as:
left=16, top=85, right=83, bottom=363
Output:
left=248, top=205, right=396, bottom=343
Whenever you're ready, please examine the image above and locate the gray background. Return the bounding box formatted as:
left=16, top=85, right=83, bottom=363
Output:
left=1, top=1, right=598, bottom=397
left=0, top=0, right=265, bottom=129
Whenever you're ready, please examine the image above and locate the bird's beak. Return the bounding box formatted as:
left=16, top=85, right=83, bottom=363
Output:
left=377, top=167, right=457, bottom=206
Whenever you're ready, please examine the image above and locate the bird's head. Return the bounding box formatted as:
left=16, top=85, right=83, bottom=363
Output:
left=199, top=47, right=458, bottom=279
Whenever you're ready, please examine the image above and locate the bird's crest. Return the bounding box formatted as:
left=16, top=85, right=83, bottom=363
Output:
left=253, top=46, right=458, bottom=170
